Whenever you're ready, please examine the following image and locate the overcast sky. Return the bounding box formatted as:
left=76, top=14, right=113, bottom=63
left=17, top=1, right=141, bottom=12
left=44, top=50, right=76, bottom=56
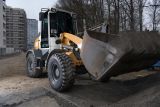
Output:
left=6, top=0, right=57, bottom=31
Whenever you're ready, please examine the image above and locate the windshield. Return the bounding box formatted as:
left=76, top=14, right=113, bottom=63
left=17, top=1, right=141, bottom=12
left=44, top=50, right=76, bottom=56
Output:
left=50, top=11, right=74, bottom=37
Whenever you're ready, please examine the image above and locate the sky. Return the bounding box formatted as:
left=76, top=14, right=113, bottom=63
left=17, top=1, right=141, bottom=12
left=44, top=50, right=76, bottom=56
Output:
left=6, top=0, right=58, bottom=31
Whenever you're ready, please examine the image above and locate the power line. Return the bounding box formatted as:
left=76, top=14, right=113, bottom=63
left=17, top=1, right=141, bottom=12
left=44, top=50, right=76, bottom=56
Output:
left=150, top=5, right=160, bottom=7
left=143, top=4, right=160, bottom=7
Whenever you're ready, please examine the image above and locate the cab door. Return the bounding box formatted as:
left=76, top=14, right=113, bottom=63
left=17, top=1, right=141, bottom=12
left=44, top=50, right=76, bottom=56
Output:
left=48, top=12, right=61, bottom=52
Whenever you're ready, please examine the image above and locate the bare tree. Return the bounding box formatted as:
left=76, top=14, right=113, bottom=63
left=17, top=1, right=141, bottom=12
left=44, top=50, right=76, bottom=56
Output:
left=55, top=0, right=160, bottom=33
left=56, top=0, right=105, bottom=32
left=113, top=0, right=120, bottom=33
left=104, top=0, right=120, bottom=33
left=119, top=0, right=136, bottom=31
left=136, top=0, right=147, bottom=31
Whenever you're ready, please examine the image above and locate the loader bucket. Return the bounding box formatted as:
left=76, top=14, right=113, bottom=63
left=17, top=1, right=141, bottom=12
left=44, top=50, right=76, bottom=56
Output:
left=80, top=30, right=160, bottom=80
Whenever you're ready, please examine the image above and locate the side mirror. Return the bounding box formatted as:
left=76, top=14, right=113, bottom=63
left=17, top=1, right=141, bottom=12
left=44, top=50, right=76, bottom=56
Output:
left=39, top=12, right=44, bottom=21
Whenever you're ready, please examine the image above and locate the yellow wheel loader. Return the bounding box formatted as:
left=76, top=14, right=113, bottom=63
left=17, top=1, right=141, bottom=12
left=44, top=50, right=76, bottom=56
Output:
left=26, top=8, right=160, bottom=92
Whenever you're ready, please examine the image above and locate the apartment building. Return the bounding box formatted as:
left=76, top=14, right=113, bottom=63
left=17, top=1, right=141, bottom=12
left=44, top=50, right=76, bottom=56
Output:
left=0, top=0, right=6, bottom=48
left=6, top=7, right=27, bottom=50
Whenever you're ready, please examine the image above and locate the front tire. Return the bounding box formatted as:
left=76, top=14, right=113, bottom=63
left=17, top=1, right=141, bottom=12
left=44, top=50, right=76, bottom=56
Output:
left=48, top=53, right=75, bottom=92
left=26, top=53, right=42, bottom=78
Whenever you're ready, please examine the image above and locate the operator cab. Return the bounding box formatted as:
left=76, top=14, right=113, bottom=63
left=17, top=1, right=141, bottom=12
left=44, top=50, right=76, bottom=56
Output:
left=39, top=8, right=77, bottom=49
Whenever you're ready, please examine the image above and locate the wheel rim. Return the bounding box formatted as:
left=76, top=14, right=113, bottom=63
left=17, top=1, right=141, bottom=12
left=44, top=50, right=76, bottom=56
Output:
left=51, top=64, right=60, bottom=81
left=55, top=69, right=60, bottom=78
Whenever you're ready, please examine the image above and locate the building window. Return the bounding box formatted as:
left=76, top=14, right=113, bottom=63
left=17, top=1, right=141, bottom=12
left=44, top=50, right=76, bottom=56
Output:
left=3, top=39, right=6, bottom=45
left=3, top=6, right=5, bottom=12
left=3, top=15, right=6, bottom=21
left=3, top=23, right=6, bottom=29
left=3, top=31, right=6, bottom=37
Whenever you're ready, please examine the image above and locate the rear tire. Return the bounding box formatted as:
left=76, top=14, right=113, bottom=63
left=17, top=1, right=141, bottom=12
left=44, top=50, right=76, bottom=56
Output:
left=48, top=53, right=75, bottom=92
left=26, top=53, right=42, bottom=78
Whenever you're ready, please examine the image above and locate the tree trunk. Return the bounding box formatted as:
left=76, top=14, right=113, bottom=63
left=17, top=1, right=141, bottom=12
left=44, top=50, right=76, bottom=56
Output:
left=130, top=0, right=135, bottom=31
left=139, top=0, right=143, bottom=31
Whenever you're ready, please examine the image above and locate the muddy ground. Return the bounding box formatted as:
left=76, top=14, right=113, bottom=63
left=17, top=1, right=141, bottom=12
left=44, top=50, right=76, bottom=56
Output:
left=0, top=53, right=160, bottom=107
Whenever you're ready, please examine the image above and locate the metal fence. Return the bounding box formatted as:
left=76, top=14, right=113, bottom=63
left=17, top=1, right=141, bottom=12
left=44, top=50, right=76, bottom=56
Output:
left=0, top=48, right=6, bottom=56
left=0, top=48, right=19, bottom=56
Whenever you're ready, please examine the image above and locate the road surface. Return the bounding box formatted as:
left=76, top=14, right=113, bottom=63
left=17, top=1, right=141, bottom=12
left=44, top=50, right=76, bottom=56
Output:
left=0, top=53, right=160, bottom=107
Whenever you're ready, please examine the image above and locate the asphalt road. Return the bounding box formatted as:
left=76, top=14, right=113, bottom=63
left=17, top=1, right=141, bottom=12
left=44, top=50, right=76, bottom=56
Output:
left=1, top=53, right=160, bottom=107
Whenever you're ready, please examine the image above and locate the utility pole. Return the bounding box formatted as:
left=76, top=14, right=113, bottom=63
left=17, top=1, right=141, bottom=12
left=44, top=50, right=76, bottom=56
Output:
left=149, top=4, right=160, bottom=31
